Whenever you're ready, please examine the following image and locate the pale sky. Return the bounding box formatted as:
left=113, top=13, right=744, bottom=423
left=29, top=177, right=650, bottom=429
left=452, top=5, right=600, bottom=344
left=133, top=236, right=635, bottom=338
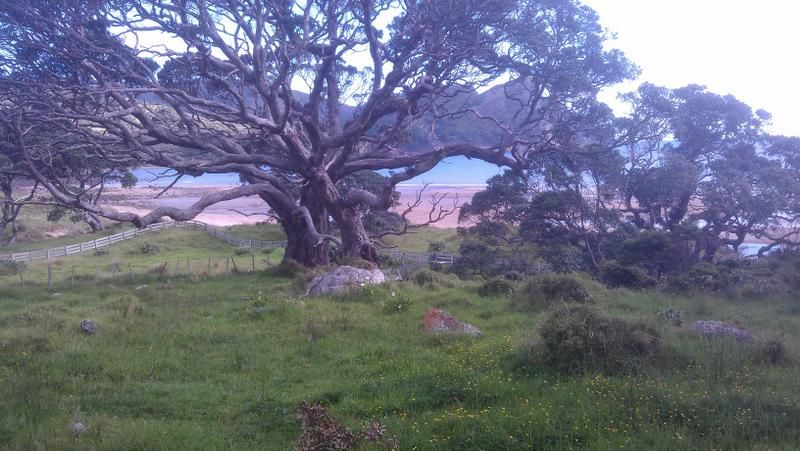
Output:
left=582, top=0, right=800, bottom=136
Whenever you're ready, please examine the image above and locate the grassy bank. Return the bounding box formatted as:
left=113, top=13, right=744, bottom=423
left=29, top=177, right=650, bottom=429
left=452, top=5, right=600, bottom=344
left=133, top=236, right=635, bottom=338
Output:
left=1, top=230, right=800, bottom=449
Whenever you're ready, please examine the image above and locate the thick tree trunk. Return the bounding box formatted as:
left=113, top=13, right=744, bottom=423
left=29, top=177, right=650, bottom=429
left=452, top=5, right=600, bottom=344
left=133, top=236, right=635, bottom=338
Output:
left=337, top=206, right=379, bottom=263
left=282, top=221, right=330, bottom=266
left=306, top=168, right=379, bottom=265
left=1, top=220, right=18, bottom=247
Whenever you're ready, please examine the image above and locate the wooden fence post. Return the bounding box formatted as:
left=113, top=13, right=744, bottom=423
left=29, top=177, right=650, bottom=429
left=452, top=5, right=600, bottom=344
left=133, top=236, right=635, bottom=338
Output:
left=207, top=257, right=211, bottom=276
left=251, top=254, right=255, bottom=273
left=47, top=265, right=52, bottom=290
left=225, top=257, right=229, bottom=276
left=18, top=270, right=24, bottom=287
left=186, top=257, right=191, bottom=275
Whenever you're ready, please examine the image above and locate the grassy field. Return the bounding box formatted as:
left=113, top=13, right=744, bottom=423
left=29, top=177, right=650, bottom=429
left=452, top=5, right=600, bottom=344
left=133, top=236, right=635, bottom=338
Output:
left=0, top=205, right=135, bottom=253
left=1, top=229, right=800, bottom=449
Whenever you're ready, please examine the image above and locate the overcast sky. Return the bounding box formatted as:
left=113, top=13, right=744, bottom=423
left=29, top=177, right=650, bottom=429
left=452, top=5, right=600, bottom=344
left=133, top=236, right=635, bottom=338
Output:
left=582, top=0, right=800, bottom=136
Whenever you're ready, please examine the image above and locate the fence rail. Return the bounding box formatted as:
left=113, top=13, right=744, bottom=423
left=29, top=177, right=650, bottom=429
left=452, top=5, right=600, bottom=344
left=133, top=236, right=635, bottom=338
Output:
left=0, top=220, right=287, bottom=264
left=0, top=220, right=462, bottom=265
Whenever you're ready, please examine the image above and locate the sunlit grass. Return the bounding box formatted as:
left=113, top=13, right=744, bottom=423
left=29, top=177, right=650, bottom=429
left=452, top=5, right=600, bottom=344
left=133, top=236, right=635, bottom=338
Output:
left=1, top=229, right=799, bottom=449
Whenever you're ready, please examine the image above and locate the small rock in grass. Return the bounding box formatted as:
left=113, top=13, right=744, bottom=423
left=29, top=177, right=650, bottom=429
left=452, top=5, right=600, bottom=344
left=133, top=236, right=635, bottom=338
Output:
left=134, top=284, right=149, bottom=291
left=79, top=319, right=99, bottom=336
left=51, top=292, right=62, bottom=298
left=69, top=421, right=87, bottom=436
left=253, top=306, right=266, bottom=315
left=691, top=320, right=753, bottom=341
left=424, top=308, right=481, bottom=337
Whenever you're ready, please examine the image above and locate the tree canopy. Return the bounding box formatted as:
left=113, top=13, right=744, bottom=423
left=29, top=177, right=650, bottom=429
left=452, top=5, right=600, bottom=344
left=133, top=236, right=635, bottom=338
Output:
left=0, top=0, right=636, bottom=264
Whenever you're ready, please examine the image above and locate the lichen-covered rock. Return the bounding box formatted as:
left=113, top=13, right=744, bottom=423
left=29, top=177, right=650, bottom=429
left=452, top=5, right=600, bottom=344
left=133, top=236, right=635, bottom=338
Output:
left=691, top=320, right=753, bottom=341
left=79, top=319, right=99, bottom=335
left=423, top=308, right=481, bottom=337
left=306, top=266, right=385, bottom=296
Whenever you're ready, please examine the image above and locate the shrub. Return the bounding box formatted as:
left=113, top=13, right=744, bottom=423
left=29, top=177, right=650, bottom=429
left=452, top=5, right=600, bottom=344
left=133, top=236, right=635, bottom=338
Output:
left=532, top=304, right=663, bottom=374
left=270, top=259, right=310, bottom=277
left=511, top=274, right=593, bottom=310
left=0, top=260, right=25, bottom=276
left=503, top=270, right=524, bottom=281
left=428, top=241, right=446, bottom=253
left=755, top=339, right=790, bottom=366
left=382, top=293, right=414, bottom=314
left=93, top=247, right=110, bottom=256
left=538, top=244, right=588, bottom=273
left=412, top=268, right=457, bottom=288
left=138, top=241, right=160, bottom=254
left=600, top=260, right=656, bottom=289
left=657, top=308, right=683, bottom=326
left=477, top=277, right=514, bottom=297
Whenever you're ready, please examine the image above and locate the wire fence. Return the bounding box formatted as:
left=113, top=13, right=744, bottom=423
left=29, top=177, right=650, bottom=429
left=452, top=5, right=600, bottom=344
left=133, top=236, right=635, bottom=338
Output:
left=0, top=220, right=286, bottom=263
left=3, top=253, right=277, bottom=289
left=0, top=220, right=462, bottom=265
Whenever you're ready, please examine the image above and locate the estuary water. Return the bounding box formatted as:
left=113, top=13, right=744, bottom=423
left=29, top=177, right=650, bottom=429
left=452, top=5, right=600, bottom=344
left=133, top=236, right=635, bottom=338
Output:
left=130, top=156, right=505, bottom=188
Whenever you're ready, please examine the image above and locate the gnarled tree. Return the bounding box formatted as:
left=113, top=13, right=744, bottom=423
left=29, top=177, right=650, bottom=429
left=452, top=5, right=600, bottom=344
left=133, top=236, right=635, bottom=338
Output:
left=0, top=0, right=634, bottom=265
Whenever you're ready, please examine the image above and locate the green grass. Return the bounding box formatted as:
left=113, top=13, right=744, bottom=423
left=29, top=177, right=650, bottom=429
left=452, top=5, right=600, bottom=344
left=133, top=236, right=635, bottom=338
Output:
left=0, top=229, right=284, bottom=288
left=1, top=231, right=800, bottom=449
left=1, top=205, right=133, bottom=253
left=378, top=227, right=461, bottom=253
left=223, top=223, right=287, bottom=241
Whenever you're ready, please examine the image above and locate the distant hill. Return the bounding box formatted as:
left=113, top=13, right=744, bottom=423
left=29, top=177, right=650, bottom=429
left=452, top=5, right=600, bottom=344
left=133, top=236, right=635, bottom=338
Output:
left=140, top=81, right=530, bottom=156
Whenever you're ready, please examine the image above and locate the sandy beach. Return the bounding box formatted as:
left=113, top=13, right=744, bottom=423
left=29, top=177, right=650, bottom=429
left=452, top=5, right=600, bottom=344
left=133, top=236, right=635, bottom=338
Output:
left=104, top=184, right=483, bottom=228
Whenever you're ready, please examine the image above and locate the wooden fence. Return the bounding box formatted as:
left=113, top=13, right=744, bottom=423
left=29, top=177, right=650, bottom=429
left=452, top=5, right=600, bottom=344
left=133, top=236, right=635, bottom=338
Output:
left=0, top=220, right=287, bottom=264
left=0, top=220, right=464, bottom=266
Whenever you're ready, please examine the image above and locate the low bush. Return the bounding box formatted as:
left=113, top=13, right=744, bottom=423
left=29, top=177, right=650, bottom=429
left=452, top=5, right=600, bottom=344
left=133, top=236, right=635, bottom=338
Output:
left=503, top=270, right=524, bottom=281
left=0, top=260, right=25, bottom=276
left=477, top=277, right=514, bottom=297
left=599, top=260, right=656, bottom=289
left=138, top=241, right=160, bottom=254
left=270, top=259, right=311, bottom=278
left=412, top=268, right=457, bottom=288
left=382, top=293, right=414, bottom=314
left=93, top=247, right=110, bottom=256
left=511, top=274, right=593, bottom=311
left=527, top=304, right=664, bottom=374
left=755, top=338, right=790, bottom=366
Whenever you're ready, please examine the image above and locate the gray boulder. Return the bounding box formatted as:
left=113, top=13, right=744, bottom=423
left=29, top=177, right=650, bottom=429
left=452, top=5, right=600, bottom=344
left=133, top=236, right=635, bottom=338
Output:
left=79, top=319, right=99, bottom=335
left=691, top=320, right=753, bottom=341
left=306, top=266, right=385, bottom=296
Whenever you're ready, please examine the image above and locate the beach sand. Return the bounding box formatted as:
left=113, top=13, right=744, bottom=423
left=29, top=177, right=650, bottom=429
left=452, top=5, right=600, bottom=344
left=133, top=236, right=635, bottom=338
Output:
left=104, top=184, right=482, bottom=228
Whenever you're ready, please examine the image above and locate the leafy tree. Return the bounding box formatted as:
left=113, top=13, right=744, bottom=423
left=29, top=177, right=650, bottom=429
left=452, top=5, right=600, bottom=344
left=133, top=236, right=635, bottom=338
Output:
left=0, top=0, right=635, bottom=266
